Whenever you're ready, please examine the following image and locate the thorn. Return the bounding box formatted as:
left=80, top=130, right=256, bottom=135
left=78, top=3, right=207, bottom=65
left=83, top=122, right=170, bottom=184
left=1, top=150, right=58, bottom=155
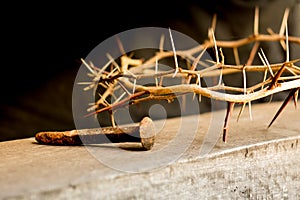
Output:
left=197, top=74, right=201, bottom=102
left=268, top=63, right=286, bottom=90
left=258, top=49, right=274, bottom=77
left=237, top=103, right=246, bottom=122
left=211, top=13, right=217, bottom=32
left=109, top=110, right=116, bottom=128
left=117, top=81, right=131, bottom=96
left=242, top=64, right=247, bottom=95
left=285, top=21, right=290, bottom=62
left=210, top=28, right=219, bottom=64
left=186, top=47, right=207, bottom=84
left=106, top=66, right=119, bottom=78
left=246, top=41, right=260, bottom=66
left=115, top=36, right=126, bottom=55
left=268, top=94, right=274, bottom=104
left=197, top=74, right=201, bottom=87
left=159, top=34, right=165, bottom=52
left=168, top=28, right=179, bottom=77
left=261, top=69, right=268, bottom=90
left=113, top=92, right=126, bottom=104
left=217, top=48, right=224, bottom=86
left=223, top=102, right=235, bottom=143
left=155, top=56, right=159, bottom=87
left=106, top=53, right=121, bottom=72
left=233, top=47, right=240, bottom=65
left=248, top=101, right=253, bottom=121
left=84, top=91, right=148, bottom=118
left=192, top=93, right=196, bottom=101
left=81, top=58, right=97, bottom=75
left=132, top=79, right=137, bottom=94
left=279, top=8, right=290, bottom=50
left=268, top=87, right=299, bottom=128
left=159, top=76, right=164, bottom=87
left=293, top=89, right=298, bottom=109
left=254, top=6, right=259, bottom=36
left=125, top=69, right=137, bottom=79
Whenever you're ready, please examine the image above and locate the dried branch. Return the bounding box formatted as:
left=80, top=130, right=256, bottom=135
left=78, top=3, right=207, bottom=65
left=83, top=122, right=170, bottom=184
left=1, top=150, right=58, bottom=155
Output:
left=78, top=7, right=300, bottom=143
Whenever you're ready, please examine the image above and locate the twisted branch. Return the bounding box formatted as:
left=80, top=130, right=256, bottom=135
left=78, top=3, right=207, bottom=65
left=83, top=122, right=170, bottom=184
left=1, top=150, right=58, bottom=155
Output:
left=79, top=7, right=300, bottom=143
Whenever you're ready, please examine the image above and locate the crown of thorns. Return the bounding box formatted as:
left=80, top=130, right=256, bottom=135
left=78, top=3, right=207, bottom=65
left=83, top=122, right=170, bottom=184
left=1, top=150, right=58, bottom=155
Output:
left=79, top=7, right=300, bottom=143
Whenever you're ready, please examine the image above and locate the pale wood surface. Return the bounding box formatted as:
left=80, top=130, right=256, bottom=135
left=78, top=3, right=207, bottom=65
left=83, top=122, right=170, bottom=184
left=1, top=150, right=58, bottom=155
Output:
left=1, top=101, right=300, bottom=199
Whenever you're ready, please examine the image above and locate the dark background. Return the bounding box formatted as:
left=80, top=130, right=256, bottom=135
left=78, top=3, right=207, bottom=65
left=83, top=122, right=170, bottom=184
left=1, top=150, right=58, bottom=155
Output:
left=0, top=1, right=187, bottom=141
left=1, top=0, right=299, bottom=141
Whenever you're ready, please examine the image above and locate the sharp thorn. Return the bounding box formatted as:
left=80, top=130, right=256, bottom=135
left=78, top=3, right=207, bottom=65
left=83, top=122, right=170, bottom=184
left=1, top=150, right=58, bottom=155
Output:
left=293, top=89, right=299, bottom=109
left=223, top=102, right=235, bottom=143
left=268, top=63, right=286, bottom=90
left=268, top=88, right=299, bottom=128
left=237, top=103, right=246, bottom=122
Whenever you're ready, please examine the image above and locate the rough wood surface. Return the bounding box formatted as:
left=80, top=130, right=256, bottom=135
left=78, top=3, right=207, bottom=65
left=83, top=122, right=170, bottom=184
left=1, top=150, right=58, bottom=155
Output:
left=1, top=101, right=299, bottom=199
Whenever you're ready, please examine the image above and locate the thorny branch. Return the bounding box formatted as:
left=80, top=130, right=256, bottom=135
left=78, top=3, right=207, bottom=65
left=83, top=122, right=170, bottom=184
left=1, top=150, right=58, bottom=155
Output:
left=79, top=7, right=300, bottom=143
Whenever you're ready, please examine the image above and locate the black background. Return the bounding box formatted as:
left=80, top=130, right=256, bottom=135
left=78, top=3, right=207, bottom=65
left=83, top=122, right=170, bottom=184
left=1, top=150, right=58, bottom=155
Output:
left=0, top=1, right=191, bottom=141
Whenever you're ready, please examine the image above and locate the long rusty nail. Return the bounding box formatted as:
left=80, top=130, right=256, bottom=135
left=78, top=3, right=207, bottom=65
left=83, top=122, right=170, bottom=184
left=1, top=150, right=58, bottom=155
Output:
left=35, top=117, right=156, bottom=150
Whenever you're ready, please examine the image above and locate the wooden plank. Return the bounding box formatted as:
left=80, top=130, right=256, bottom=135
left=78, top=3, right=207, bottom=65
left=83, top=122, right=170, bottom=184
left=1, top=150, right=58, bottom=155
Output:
left=1, top=101, right=300, bottom=199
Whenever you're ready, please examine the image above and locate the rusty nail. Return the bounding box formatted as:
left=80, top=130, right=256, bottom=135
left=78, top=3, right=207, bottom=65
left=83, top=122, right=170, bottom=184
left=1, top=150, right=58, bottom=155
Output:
left=35, top=117, right=156, bottom=150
